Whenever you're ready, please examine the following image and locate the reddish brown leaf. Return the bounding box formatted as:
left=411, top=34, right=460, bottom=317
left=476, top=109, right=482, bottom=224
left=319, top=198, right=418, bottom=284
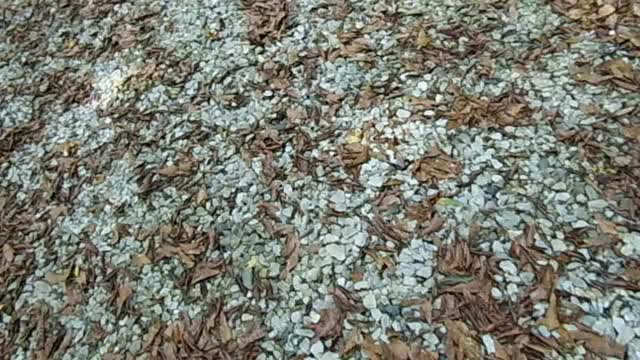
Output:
left=309, top=308, right=343, bottom=341
left=330, top=286, right=365, bottom=313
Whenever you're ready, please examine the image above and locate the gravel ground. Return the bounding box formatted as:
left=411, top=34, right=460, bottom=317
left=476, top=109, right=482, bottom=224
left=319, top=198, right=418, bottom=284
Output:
left=1, top=0, right=640, bottom=359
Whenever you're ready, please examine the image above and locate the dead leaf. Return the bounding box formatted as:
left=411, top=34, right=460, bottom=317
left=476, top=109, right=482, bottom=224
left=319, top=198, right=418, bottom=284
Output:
left=330, top=286, right=365, bottom=313
left=340, top=143, right=370, bottom=167
left=445, top=320, right=482, bottom=360
left=595, top=214, right=619, bottom=235
left=132, top=254, right=152, bottom=267
left=623, top=126, right=640, bottom=141
left=416, top=29, right=432, bottom=48
left=570, top=329, right=625, bottom=358
left=540, top=292, right=574, bottom=346
left=420, top=299, right=433, bottom=323
left=387, top=338, right=410, bottom=360
left=362, top=334, right=385, bottom=360
left=218, top=312, right=233, bottom=343
left=530, top=266, right=556, bottom=302
left=309, top=308, right=343, bottom=341
left=283, top=232, right=300, bottom=274
left=597, top=4, right=616, bottom=18
left=116, top=285, right=133, bottom=316
left=190, top=261, right=224, bottom=285
left=45, top=269, right=71, bottom=285
left=413, top=147, right=461, bottom=185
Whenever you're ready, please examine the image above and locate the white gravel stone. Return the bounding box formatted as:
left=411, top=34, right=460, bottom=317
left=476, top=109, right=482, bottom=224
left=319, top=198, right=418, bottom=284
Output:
left=363, top=294, right=377, bottom=309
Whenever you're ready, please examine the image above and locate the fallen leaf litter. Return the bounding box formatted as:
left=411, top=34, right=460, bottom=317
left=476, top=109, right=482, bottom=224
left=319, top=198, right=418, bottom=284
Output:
left=1, top=0, right=640, bottom=359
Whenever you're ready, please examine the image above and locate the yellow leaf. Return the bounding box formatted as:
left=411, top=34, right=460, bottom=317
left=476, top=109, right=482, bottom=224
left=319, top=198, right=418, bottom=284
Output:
left=346, top=129, right=363, bottom=144
left=416, top=29, right=432, bottom=48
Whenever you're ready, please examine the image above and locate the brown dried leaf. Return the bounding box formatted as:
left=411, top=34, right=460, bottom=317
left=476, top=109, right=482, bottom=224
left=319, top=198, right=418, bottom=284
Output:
left=530, top=266, right=556, bottom=302
left=387, top=338, right=411, bottom=360
left=570, top=329, right=625, bottom=358
left=437, top=239, right=473, bottom=275
left=597, top=4, right=616, bottom=18
left=218, top=312, right=233, bottom=343
left=45, top=269, right=71, bottom=285
left=309, top=308, right=343, bottom=340
left=340, top=143, right=370, bottom=167
left=420, top=299, right=433, bottom=323
left=132, top=254, right=152, bottom=267
left=190, top=261, right=224, bottom=285
left=330, top=286, right=365, bottom=313
left=157, top=163, right=193, bottom=177
left=116, top=285, right=133, bottom=316
left=413, top=147, right=461, bottom=184
left=283, top=232, right=300, bottom=274
left=623, top=126, right=640, bottom=141
left=362, top=334, right=385, bottom=360
left=595, top=214, right=619, bottom=235
left=444, top=320, right=482, bottom=360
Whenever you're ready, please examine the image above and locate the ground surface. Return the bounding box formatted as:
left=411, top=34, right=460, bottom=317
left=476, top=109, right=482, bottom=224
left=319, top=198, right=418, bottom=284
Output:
left=1, top=0, right=640, bottom=359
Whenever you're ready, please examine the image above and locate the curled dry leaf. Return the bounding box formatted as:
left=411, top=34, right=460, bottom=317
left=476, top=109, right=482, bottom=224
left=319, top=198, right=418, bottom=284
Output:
left=623, top=125, right=640, bottom=141
left=243, top=0, right=291, bottom=46
left=569, top=328, right=625, bottom=358
left=190, top=261, right=224, bottom=285
left=156, top=159, right=197, bottom=177
left=437, top=239, right=473, bottom=275
left=283, top=232, right=300, bottom=274
left=444, top=320, right=482, bottom=360
left=115, top=285, right=133, bottom=316
left=340, top=143, right=370, bottom=167
left=387, top=338, right=411, bottom=360
left=412, top=147, right=461, bottom=185
left=309, top=308, right=343, bottom=341
left=330, top=286, right=365, bottom=313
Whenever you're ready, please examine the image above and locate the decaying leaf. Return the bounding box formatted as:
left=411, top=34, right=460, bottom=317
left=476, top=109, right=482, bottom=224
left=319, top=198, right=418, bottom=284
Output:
left=412, top=147, right=461, bottom=185
left=444, top=320, right=482, bottom=360
left=218, top=312, right=233, bottom=343
left=190, top=261, right=224, bottom=285
left=570, top=328, right=625, bottom=358
left=132, top=254, right=152, bottom=267
left=386, top=338, right=411, bottom=360
left=283, top=232, right=300, bottom=275
left=242, top=0, right=291, bottom=46
left=309, top=308, right=343, bottom=341
left=595, top=214, right=619, bottom=235
left=115, top=285, right=133, bottom=316
left=420, top=299, right=433, bottom=324
left=446, top=89, right=535, bottom=128
left=340, top=143, right=370, bottom=167
left=623, top=125, right=640, bottom=141
left=157, top=161, right=195, bottom=177
left=437, top=239, right=473, bottom=276
left=45, top=268, right=71, bottom=285
left=330, top=286, right=365, bottom=313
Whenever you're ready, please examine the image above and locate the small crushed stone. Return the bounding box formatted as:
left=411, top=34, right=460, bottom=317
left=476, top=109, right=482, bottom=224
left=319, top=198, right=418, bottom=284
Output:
left=1, top=0, right=640, bottom=359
